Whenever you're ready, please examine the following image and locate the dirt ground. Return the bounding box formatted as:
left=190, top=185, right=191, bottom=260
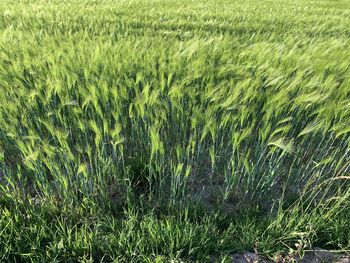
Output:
left=230, top=248, right=349, bottom=263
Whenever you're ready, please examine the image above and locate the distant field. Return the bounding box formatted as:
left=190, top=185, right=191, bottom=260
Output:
left=0, top=0, right=349, bottom=261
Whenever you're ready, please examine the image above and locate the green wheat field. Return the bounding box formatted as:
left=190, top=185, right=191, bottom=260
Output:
left=0, top=0, right=349, bottom=262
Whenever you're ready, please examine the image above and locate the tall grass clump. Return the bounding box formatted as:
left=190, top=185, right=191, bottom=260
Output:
left=0, top=0, right=349, bottom=261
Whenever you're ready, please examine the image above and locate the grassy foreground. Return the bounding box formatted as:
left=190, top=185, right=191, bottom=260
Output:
left=0, top=0, right=350, bottom=261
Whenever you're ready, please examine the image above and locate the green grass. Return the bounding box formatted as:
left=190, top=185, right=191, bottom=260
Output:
left=0, top=0, right=350, bottom=261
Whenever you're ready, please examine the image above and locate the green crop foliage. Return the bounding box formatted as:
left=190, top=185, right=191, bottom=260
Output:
left=0, top=0, right=349, bottom=261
